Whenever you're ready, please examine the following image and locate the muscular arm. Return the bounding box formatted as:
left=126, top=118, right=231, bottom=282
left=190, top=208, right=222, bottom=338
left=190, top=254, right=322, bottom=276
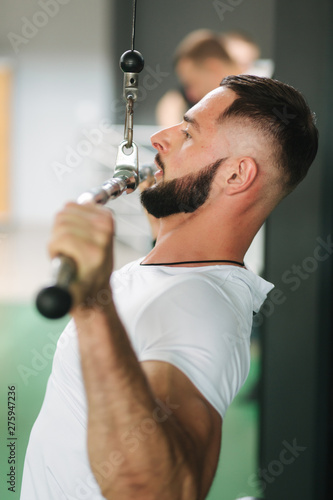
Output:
left=49, top=202, right=222, bottom=500
left=74, top=302, right=221, bottom=500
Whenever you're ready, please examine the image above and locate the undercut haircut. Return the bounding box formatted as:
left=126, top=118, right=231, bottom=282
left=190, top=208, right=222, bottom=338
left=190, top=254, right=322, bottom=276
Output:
left=219, top=75, right=319, bottom=193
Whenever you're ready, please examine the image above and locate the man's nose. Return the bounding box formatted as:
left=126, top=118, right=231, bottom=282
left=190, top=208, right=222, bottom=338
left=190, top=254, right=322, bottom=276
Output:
left=150, top=124, right=177, bottom=153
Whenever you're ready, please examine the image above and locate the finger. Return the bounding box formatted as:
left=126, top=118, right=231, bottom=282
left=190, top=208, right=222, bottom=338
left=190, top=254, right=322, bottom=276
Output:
left=49, top=204, right=114, bottom=260
left=53, top=203, right=115, bottom=238
left=62, top=202, right=115, bottom=228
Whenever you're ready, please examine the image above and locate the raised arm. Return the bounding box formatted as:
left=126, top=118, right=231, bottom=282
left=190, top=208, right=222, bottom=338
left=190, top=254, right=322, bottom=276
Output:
left=48, top=202, right=222, bottom=500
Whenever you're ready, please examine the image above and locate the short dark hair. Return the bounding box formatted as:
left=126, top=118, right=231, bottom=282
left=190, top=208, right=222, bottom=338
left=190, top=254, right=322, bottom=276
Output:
left=219, top=75, right=319, bottom=193
left=173, top=30, right=234, bottom=66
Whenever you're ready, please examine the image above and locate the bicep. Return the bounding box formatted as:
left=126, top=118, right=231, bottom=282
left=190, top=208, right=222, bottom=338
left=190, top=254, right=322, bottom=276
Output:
left=141, top=360, right=222, bottom=500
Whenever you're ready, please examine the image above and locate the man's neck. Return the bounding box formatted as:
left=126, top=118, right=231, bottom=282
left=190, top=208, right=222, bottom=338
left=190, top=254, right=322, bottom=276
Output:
left=141, top=206, right=261, bottom=267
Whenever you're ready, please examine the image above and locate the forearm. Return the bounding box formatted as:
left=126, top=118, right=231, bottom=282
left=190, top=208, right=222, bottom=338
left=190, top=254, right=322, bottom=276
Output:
left=73, top=293, right=197, bottom=500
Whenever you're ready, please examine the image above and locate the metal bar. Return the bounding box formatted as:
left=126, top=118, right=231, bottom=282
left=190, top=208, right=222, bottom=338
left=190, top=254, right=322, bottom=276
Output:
left=35, top=142, right=149, bottom=319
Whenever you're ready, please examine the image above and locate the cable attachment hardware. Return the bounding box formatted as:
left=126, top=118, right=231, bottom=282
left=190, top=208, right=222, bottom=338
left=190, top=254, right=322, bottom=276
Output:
left=119, top=50, right=144, bottom=148
left=120, top=50, right=144, bottom=99
left=124, top=96, right=134, bottom=148
left=113, top=139, right=139, bottom=194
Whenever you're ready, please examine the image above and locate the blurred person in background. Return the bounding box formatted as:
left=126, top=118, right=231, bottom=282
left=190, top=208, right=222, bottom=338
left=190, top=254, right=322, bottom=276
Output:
left=156, top=29, right=263, bottom=129
left=220, top=31, right=260, bottom=75
left=155, top=29, right=241, bottom=128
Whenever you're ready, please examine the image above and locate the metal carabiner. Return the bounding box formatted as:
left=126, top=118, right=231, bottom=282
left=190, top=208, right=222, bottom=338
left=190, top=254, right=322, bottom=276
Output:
left=124, top=96, right=134, bottom=148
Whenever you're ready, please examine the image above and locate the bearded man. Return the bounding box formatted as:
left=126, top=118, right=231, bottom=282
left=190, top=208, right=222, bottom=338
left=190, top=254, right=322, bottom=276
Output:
left=21, top=75, right=318, bottom=500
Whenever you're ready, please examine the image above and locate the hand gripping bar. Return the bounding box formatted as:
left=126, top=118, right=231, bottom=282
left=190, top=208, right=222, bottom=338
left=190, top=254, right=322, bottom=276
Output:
left=36, top=141, right=139, bottom=319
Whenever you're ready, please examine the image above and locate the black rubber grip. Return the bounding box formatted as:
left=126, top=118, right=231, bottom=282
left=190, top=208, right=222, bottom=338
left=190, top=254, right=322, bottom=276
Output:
left=36, top=285, right=72, bottom=319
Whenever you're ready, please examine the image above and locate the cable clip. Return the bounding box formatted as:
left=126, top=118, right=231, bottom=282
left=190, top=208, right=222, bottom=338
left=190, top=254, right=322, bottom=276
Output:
left=124, top=96, right=134, bottom=149
left=119, top=50, right=144, bottom=149
left=115, top=140, right=138, bottom=174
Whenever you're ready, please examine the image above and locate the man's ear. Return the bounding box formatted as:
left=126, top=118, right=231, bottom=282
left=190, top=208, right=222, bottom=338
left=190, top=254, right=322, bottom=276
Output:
left=225, top=157, right=258, bottom=195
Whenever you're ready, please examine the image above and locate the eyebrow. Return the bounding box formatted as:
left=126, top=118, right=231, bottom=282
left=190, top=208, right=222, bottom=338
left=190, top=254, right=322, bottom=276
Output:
left=183, top=114, right=200, bottom=132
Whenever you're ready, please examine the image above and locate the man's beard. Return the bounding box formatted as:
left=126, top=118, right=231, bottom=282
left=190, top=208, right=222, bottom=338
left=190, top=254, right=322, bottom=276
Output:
left=140, top=156, right=226, bottom=219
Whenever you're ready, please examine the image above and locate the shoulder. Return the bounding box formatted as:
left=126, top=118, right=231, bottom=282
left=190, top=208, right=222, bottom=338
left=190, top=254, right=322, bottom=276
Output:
left=223, top=267, right=274, bottom=313
left=133, top=271, right=253, bottom=417
left=136, top=269, right=254, bottom=329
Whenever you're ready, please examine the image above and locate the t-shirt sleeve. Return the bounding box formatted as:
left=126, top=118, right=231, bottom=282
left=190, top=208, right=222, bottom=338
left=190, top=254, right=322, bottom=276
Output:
left=132, top=276, right=252, bottom=418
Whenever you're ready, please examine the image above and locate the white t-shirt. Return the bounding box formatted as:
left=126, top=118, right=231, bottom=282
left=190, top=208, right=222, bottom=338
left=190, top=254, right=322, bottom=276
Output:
left=21, top=259, right=273, bottom=499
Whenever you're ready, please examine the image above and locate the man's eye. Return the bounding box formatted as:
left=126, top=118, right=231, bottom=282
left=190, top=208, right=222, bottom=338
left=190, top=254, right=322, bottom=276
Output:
left=181, top=130, right=192, bottom=140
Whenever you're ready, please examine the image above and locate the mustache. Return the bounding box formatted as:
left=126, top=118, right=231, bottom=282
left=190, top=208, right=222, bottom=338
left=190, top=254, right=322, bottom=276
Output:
left=155, top=154, right=165, bottom=171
